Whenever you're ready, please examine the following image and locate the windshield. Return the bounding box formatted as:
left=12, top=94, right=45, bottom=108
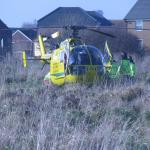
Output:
left=69, top=45, right=104, bottom=66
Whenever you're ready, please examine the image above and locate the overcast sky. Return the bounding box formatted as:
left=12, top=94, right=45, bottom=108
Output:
left=1, top=0, right=137, bottom=27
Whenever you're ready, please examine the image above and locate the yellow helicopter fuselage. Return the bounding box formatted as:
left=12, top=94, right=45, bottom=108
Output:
left=23, top=35, right=111, bottom=86
left=45, top=44, right=104, bottom=86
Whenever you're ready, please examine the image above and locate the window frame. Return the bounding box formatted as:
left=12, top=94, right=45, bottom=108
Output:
left=135, top=20, right=143, bottom=31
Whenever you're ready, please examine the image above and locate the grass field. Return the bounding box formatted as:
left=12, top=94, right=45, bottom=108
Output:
left=0, top=57, right=150, bottom=150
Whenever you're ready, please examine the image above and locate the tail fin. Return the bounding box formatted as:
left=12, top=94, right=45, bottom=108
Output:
left=38, top=35, right=46, bottom=59
left=22, top=51, right=27, bottom=68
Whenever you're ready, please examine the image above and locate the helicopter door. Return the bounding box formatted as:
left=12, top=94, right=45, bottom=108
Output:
left=50, top=51, right=65, bottom=85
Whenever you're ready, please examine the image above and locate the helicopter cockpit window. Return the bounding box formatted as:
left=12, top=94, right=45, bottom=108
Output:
left=86, top=46, right=103, bottom=66
left=68, top=45, right=104, bottom=75
left=69, top=46, right=103, bottom=65
left=78, top=52, right=90, bottom=65
left=69, top=48, right=89, bottom=65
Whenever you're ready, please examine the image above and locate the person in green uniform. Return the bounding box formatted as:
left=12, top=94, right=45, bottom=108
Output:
left=109, top=59, right=120, bottom=79
left=119, top=52, right=132, bottom=77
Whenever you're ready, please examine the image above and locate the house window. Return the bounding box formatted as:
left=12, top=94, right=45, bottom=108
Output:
left=137, top=39, right=143, bottom=49
left=135, top=20, right=143, bottom=31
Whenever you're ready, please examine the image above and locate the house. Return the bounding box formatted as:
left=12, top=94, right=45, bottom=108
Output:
left=37, top=7, right=112, bottom=36
left=12, top=29, right=37, bottom=57
left=124, top=0, right=150, bottom=50
left=0, top=19, right=12, bottom=58
left=111, top=20, right=127, bottom=28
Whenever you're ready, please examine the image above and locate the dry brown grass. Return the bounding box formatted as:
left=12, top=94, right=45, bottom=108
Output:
left=0, top=57, right=150, bottom=150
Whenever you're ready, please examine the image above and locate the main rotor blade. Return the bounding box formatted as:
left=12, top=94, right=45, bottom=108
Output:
left=62, top=26, right=115, bottom=38
left=87, top=28, right=115, bottom=38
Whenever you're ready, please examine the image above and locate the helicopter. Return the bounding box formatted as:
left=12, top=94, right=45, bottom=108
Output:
left=22, top=25, right=116, bottom=86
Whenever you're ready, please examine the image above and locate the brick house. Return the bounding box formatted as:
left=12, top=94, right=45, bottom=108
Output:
left=12, top=29, right=37, bottom=57
left=124, top=0, right=150, bottom=50
left=0, top=19, right=12, bottom=59
left=37, top=7, right=112, bottom=36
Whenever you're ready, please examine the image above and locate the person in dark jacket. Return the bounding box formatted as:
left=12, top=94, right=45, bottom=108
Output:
left=129, top=56, right=135, bottom=64
left=121, top=52, right=128, bottom=60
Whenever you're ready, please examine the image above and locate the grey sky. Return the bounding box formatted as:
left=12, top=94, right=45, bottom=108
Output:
left=1, top=0, right=137, bottom=27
